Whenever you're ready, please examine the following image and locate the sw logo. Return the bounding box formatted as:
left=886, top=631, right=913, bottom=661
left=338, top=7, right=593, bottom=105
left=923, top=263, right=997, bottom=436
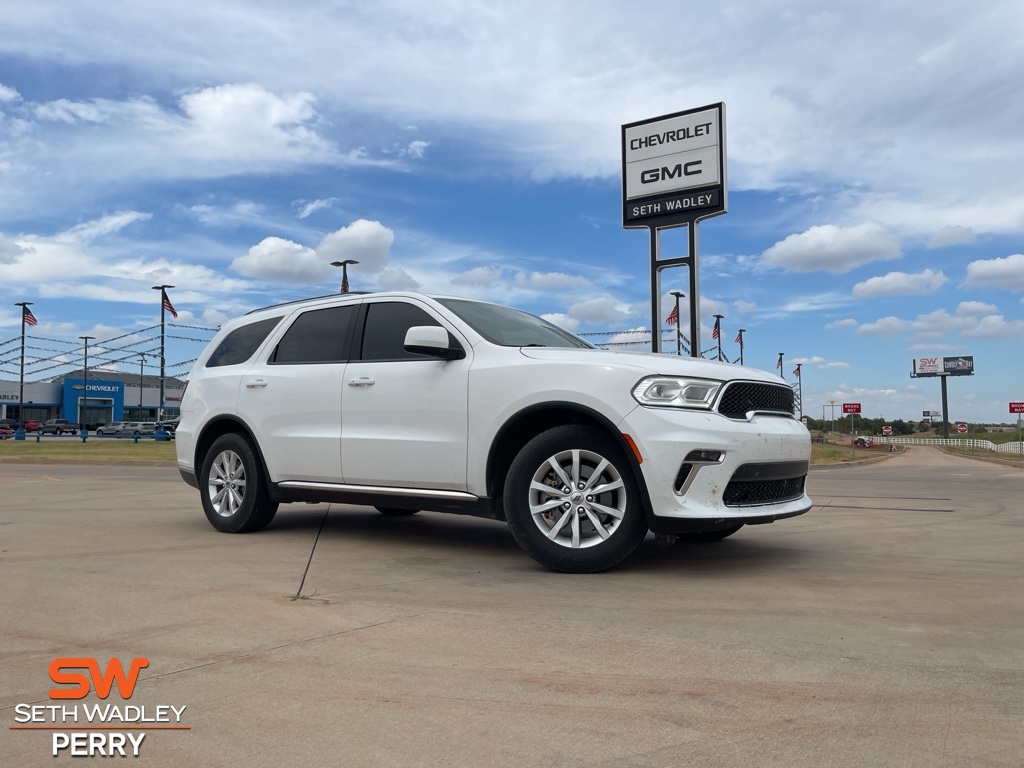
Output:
left=49, top=657, right=149, bottom=699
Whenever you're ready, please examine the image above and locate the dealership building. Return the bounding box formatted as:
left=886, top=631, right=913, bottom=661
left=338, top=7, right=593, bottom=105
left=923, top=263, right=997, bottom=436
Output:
left=0, top=370, right=185, bottom=426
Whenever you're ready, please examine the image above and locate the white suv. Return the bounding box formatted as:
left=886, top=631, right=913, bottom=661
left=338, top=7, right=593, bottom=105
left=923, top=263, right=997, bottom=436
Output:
left=175, top=293, right=812, bottom=572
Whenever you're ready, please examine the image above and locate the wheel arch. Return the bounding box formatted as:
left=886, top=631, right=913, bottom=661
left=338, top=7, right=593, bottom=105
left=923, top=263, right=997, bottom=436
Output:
left=486, top=402, right=653, bottom=523
left=194, top=416, right=270, bottom=486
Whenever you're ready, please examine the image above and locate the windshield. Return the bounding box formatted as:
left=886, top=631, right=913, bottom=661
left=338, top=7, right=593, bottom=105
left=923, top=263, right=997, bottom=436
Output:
left=437, top=299, right=594, bottom=349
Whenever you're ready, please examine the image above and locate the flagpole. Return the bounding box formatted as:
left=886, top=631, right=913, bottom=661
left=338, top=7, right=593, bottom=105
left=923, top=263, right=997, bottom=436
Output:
left=670, top=291, right=684, bottom=356
left=14, top=302, right=32, bottom=427
left=713, top=314, right=724, bottom=361
left=794, top=363, right=803, bottom=418
left=777, top=352, right=785, bottom=380
left=736, top=329, right=745, bottom=366
left=151, top=284, right=174, bottom=423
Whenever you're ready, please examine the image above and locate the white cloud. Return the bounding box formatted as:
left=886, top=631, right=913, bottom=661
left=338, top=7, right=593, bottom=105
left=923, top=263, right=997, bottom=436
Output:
left=568, top=297, right=634, bottom=325
left=0, top=234, right=31, bottom=264
left=928, top=225, right=975, bottom=248
left=956, top=301, right=997, bottom=316
left=826, top=318, right=857, bottom=329
left=820, top=361, right=851, bottom=369
left=231, top=237, right=323, bottom=284
left=856, top=316, right=907, bottom=337
left=965, top=253, right=1024, bottom=290
left=0, top=83, right=20, bottom=102
left=453, top=266, right=503, bottom=287
left=603, top=327, right=651, bottom=350
left=377, top=267, right=420, bottom=291
left=404, top=140, right=429, bottom=159
left=514, top=271, right=592, bottom=290
left=961, top=315, right=1024, bottom=339
left=540, top=313, right=580, bottom=332
left=852, top=269, right=947, bottom=298
left=317, top=219, right=394, bottom=276
left=59, top=211, right=152, bottom=243
left=909, top=310, right=972, bottom=339
left=762, top=222, right=901, bottom=273
left=295, top=198, right=337, bottom=219
left=733, top=300, right=756, bottom=314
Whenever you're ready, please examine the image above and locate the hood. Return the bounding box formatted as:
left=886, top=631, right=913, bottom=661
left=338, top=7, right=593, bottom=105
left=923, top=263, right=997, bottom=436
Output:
left=517, top=347, right=788, bottom=384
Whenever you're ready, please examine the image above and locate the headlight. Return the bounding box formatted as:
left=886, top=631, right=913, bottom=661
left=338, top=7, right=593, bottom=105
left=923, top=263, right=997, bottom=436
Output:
left=632, top=376, right=723, bottom=409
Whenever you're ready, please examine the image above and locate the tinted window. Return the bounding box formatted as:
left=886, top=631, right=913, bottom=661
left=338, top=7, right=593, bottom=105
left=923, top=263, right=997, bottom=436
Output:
left=273, top=305, right=356, bottom=364
left=205, top=317, right=282, bottom=368
left=360, top=302, right=444, bottom=361
left=437, top=298, right=593, bottom=348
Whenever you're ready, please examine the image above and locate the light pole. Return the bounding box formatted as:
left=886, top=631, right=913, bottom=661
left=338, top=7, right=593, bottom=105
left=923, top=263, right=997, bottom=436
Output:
left=151, top=285, right=175, bottom=423
left=669, top=291, right=685, bottom=355
left=14, top=301, right=34, bottom=427
left=331, top=260, right=359, bottom=294
left=829, top=400, right=837, bottom=434
left=138, top=353, right=147, bottom=413
left=79, top=335, right=94, bottom=428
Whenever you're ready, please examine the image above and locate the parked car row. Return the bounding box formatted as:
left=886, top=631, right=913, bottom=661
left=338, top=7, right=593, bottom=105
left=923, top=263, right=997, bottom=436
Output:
left=0, top=418, right=42, bottom=431
left=0, top=418, right=178, bottom=438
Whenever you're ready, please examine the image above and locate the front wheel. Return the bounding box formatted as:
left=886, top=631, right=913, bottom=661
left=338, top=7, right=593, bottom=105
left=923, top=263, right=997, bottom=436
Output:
left=503, top=425, right=648, bottom=573
left=199, top=433, right=278, bottom=533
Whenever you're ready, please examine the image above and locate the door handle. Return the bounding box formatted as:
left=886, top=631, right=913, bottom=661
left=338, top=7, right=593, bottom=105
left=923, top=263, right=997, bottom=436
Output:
left=347, top=377, right=376, bottom=387
left=244, top=379, right=268, bottom=389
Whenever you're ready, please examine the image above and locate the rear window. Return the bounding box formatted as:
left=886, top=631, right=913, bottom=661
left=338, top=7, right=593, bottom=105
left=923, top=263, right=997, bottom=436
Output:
left=205, top=317, right=282, bottom=368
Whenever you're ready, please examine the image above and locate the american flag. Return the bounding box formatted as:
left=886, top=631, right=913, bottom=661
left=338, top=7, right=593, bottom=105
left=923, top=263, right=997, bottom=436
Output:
left=665, top=305, right=678, bottom=325
left=776, top=357, right=783, bottom=369
left=23, top=305, right=38, bottom=326
left=161, top=289, right=178, bottom=319
left=711, top=318, right=720, bottom=340
left=734, top=331, right=742, bottom=345
left=793, top=367, right=801, bottom=378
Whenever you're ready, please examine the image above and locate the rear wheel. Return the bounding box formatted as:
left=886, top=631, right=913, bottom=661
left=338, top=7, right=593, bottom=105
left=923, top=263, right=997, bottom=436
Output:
left=375, top=507, right=419, bottom=516
left=503, top=425, right=647, bottom=573
left=200, top=433, right=278, bottom=533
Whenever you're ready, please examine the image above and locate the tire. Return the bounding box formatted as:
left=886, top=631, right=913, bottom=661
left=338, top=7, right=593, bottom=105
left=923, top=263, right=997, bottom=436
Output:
left=503, top=425, right=648, bottom=573
left=199, top=433, right=279, bottom=533
left=36, top=429, right=43, bottom=435
left=676, top=524, right=744, bottom=543
left=375, top=507, right=419, bottom=516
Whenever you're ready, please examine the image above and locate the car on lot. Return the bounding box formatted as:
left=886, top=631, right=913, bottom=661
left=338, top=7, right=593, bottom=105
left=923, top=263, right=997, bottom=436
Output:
left=114, top=422, right=156, bottom=437
left=176, top=292, right=812, bottom=573
left=0, top=427, right=13, bottom=440
left=95, top=422, right=127, bottom=435
left=38, top=418, right=79, bottom=435
left=853, top=436, right=874, bottom=448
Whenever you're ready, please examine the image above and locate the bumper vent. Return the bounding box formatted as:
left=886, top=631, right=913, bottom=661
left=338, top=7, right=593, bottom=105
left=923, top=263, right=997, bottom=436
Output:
left=723, top=461, right=808, bottom=507
left=718, top=382, right=795, bottom=419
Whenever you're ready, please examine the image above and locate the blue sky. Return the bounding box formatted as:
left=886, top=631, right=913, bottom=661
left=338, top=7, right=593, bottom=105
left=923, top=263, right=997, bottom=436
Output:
left=1, top=1, right=1023, bottom=423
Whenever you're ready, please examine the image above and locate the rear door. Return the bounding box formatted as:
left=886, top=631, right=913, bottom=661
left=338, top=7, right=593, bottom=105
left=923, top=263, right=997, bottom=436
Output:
left=234, top=303, right=357, bottom=483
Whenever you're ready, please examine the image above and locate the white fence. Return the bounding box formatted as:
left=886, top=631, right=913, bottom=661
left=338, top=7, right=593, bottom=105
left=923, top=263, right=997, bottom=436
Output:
left=882, top=436, right=1024, bottom=454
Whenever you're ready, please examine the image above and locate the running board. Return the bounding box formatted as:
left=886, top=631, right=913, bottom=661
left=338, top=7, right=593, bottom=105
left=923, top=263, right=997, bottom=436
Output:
left=277, top=480, right=478, bottom=502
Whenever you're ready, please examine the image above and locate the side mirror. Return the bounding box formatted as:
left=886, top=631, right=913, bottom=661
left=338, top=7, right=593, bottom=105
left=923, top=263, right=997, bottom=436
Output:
left=404, top=326, right=465, bottom=360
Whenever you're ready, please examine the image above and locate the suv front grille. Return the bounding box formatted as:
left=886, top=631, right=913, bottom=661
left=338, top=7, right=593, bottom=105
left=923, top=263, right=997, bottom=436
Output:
left=717, top=382, right=795, bottom=419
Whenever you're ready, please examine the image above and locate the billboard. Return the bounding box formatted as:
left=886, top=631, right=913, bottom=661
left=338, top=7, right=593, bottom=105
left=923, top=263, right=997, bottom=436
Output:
left=912, top=356, right=974, bottom=377
left=622, top=103, right=726, bottom=227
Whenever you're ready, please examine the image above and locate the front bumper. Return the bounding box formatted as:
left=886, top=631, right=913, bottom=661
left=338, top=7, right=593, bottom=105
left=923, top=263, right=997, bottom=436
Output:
left=619, top=406, right=813, bottom=531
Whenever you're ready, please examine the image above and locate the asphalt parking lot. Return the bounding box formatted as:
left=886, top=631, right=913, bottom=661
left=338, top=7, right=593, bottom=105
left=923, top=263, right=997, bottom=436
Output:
left=2, top=446, right=1023, bottom=767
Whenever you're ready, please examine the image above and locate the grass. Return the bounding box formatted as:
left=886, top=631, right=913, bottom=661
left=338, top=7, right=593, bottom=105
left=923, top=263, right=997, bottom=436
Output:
left=810, top=442, right=885, bottom=464
left=0, top=436, right=177, bottom=461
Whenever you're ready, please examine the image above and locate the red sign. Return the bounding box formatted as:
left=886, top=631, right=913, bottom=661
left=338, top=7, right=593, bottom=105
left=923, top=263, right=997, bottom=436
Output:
left=956, top=423, right=968, bottom=434
left=842, top=403, right=861, bottom=414
left=881, top=425, right=892, bottom=436
left=1010, top=402, right=1024, bottom=414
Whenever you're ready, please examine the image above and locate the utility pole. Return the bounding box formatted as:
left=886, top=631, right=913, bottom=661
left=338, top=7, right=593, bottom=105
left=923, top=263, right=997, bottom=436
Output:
left=14, top=302, right=34, bottom=427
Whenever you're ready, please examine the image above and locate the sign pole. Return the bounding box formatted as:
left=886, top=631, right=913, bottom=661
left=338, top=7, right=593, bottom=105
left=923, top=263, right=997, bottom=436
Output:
left=851, top=413, right=855, bottom=460
left=940, top=376, right=950, bottom=439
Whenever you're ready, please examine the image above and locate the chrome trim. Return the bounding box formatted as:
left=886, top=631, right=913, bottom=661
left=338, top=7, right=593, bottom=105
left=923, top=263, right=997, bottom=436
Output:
left=277, top=481, right=478, bottom=501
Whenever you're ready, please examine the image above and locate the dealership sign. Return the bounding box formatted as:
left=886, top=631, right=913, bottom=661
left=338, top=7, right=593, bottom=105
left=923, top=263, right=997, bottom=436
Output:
left=622, top=103, right=727, bottom=227
left=912, top=356, right=974, bottom=377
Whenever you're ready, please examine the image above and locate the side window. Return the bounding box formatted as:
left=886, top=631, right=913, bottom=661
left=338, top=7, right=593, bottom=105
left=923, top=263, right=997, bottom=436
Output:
left=360, top=302, right=444, bottom=361
left=272, top=305, right=356, bottom=364
left=205, top=317, right=282, bottom=368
